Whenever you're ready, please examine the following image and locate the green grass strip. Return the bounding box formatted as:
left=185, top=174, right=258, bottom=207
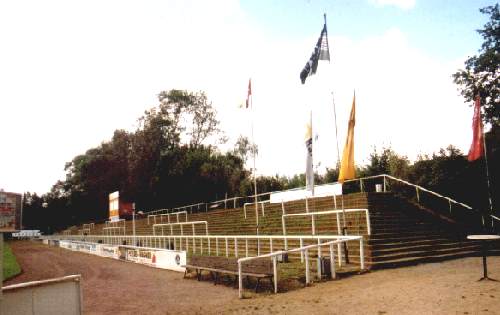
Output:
left=3, top=242, right=21, bottom=281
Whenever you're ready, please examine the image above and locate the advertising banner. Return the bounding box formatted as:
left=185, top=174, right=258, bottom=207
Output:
left=155, top=250, right=186, bottom=272
left=121, top=247, right=186, bottom=272
left=100, top=245, right=120, bottom=259
left=0, top=191, right=22, bottom=232
left=109, top=191, right=119, bottom=222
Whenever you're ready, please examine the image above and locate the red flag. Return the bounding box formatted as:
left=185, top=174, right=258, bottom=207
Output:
left=246, top=79, right=252, bottom=108
left=468, top=95, right=484, bottom=161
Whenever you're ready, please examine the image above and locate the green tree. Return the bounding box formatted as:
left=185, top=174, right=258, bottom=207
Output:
left=157, top=90, right=221, bottom=147
left=359, top=146, right=410, bottom=179
left=453, top=4, right=499, bottom=127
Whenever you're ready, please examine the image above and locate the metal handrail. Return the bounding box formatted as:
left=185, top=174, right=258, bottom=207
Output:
left=359, top=174, right=473, bottom=210
left=237, top=236, right=364, bottom=298
left=282, top=208, right=371, bottom=239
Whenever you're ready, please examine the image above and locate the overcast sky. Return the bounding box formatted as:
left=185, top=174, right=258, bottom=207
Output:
left=0, top=0, right=495, bottom=195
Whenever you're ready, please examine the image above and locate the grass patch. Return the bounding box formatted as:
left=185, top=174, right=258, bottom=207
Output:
left=3, top=242, right=21, bottom=281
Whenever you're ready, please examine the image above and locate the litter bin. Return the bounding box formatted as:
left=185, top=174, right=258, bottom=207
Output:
left=318, top=256, right=332, bottom=279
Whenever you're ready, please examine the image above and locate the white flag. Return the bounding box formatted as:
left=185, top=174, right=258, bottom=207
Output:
left=305, top=113, right=314, bottom=193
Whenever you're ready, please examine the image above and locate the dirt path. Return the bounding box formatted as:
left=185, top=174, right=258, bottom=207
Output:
left=6, top=240, right=500, bottom=314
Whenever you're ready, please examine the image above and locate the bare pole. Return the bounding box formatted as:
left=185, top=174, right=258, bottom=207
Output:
left=332, top=92, right=341, bottom=171
left=250, top=80, right=259, bottom=248
left=482, top=128, right=494, bottom=230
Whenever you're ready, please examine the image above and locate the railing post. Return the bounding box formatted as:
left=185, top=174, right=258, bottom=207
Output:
left=305, top=249, right=310, bottom=285
left=216, top=237, right=219, bottom=256
left=300, top=238, right=304, bottom=262
left=225, top=237, right=229, bottom=257
left=360, top=179, right=364, bottom=192
left=448, top=199, right=452, bottom=214
left=317, top=239, right=322, bottom=280
left=312, top=214, right=316, bottom=235
left=257, top=237, right=261, bottom=256
left=238, top=260, right=243, bottom=299
left=416, top=186, right=420, bottom=203
left=282, top=217, right=288, bottom=250
left=335, top=213, right=341, bottom=235
left=305, top=197, right=309, bottom=213
left=234, top=238, right=238, bottom=258
left=383, top=176, right=387, bottom=192
left=269, top=238, right=273, bottom=253
left=273, top=256, right=278, bottom=294
left=281, top=201, right=286, bottom=215
left=360, top=237, right=365, bottom=270
left=329, top=243, right=336, bottom=279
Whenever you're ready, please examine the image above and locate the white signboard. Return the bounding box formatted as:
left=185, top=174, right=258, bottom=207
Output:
left=123, top=247, right=186, bottom=272
left=270, top=183, right=342, bottom=203
left=155, top=250, right=186, bottom=272
left=109, top=191, right=120, bottom=222
left=100, top=245, right=120, bottom=259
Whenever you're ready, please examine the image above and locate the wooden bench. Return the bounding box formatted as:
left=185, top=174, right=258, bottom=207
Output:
left=183, top=256, right=275, bottom=292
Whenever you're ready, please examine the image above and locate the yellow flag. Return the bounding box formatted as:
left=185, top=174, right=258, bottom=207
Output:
left=338, top=92, right=356, bottom=183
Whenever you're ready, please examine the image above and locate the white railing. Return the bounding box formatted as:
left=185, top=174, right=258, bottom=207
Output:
left=147, top=211, right=188, bottom=225
left=82, top=223, right=94, bottom=230
left=237, top=236, right=364, bottom=298
left=78, top=228, right=90, bottom=235
left=103, top=227, right=125, bottom=236
left=42, top=234, right=363, bottom=266
left=243, top=201, right=269, bottom=219
left=282, top=208, right=371, bottom=240
left=152, top=221, right=208, bottom=238
left=105, top=219, right=126, bottom=227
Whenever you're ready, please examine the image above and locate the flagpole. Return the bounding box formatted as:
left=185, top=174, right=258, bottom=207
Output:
left=331, top=92, right=341, bottom=171
left=482, top=128, right=494, bottom=230
left=250, top=80, right=260, bottom=251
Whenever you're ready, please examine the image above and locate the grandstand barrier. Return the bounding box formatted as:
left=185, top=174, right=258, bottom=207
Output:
left=1, top=275, right=83, bottom=315
left=147, top=211, right=188, bottom=225
left=57, top=240, right=187, bottom=272
left=78, top=228, right=91, bottom=235
left=82, top=223, right=94, bottom=230
left=237, top=236, right=364, bottom=298
left=152, top=221, right=208, bottom=237
left=103, top=226, right=126, bottom=236
left=243, top=201, right=269, bottom=219
left=43, top=234, right=363, bottom=269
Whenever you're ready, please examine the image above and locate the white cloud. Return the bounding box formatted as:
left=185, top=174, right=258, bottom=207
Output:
left=0, top=1, right=471, bottom=195
left=369, top=0, right=416, bottom=10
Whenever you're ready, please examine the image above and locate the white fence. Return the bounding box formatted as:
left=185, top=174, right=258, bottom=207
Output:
left=152, top=221, right=208, bottom=237
left=147, top=211, right=188, bottom=225
left=1, top=275, right=83, bottom=315
left=282, top=208, right=371, bottom=237
left=42, top=234, right=363, bottom=267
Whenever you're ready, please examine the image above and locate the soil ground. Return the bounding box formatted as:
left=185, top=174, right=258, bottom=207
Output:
left=5, top=240, right=500, bottom=315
